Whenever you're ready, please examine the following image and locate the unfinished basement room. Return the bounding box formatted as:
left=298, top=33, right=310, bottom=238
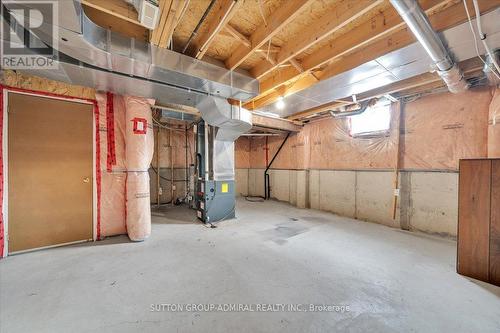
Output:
left=1, top=0, right=500, bottom=332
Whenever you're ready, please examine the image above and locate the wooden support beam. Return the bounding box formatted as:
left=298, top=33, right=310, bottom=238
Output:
left=151, top=0, right=189, bottom=48
left=224, top=0, right=314, bottom=70
left=252, top=114, right=302, bottom=132
left=285, top=100, right=352, bottom=121
left=250, top=0, right=384, bottom=79
left=81, top=0, right=141, bottom=26
left=190, top=0, right=241, bottom=59
left=246, top=0, right=497, bottom=111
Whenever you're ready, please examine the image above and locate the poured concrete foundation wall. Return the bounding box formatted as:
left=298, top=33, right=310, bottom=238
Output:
left=238, top=168, right=459, bottom=236
left=235, top=168, right=249, bottom=196
left=235, top=88, right=498, bottom=237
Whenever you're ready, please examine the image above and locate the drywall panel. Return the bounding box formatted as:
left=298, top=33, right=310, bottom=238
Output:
left=235, top=168, right=249, bottom=196
left=318, top=170, right=356, bottom=218
left=248, top=168, right=265, bottom=197
left=269, top=170, right=291, bottom=202
left=410, top=172, right=458, bottom=236
left=309, top=170, right=320, bottom=210
left=356, top=171, right=397, bottom=227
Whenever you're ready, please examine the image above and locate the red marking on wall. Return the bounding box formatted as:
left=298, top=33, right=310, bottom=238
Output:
left=132, top=117, right=148, bottom=134
left=0, top=87, right=4, bottom=257
left=106, top=92, right=116, bottom=172
left=94, top=100, right=102, bottom=241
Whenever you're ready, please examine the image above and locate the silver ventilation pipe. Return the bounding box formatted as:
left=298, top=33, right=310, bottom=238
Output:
left=329, top=99, right=377, bottom=118
left=389, top=0, right=469, bottom=93
left=484, top=48, right=500, bottom=86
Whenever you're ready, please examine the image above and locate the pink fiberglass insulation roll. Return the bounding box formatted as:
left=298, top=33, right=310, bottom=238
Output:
left=101, top=172, right=126, bottom=236
left=96, top=93, right=127, bottom=237
left=124, top=96, right=154, bottom=241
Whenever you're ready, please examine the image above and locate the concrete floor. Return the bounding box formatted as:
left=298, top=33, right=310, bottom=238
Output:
left=1, top=198, right=500, bottom=333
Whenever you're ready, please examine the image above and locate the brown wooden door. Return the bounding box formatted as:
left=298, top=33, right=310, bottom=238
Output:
left=457, top=159, right=491, bottom=281
left=8, top=93, right=94, bottom=253
left=490, top=160, right=500, bottom=285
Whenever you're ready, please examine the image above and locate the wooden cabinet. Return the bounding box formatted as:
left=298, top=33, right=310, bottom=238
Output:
left=457, top=159, right=500, bottom=286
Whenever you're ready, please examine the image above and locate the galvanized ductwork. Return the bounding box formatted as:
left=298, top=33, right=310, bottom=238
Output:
left=389, top=0, right=469, bottom=93
left=329, top=100, right=374, bottom=118
left=197, top=97, right=252, bottom=181
left=1, top=0, right=258, bottom=101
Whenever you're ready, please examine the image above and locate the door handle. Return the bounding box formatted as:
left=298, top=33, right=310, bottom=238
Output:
left=83, top=177, right=90, bottom=183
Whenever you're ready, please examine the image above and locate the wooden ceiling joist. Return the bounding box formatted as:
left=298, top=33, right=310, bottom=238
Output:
left=250, top=0, right=384, bottom=79
left=151, top=0, right=189, bottom=48
left=224, top=0, right=314, bottom=70
left=81, top=0, right=141, bottom=26
left=245, top=0, right=497, bottom=111
left=252, top=114, right=303, bottom=132
left=190, top=0, right=241, bottom=59
left=259, top=0, right=451, bottom=94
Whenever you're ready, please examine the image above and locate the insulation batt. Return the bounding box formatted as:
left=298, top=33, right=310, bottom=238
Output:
left=96, top=93, right=127, bottom=237
left=124, top=96, right=155, bottom=241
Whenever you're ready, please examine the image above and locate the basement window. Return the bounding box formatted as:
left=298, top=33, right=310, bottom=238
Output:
left=349, top=102, right=392, bottom=137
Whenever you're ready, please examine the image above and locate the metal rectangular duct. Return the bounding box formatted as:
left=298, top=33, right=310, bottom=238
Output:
left=1, top=0, right=258, bottom=101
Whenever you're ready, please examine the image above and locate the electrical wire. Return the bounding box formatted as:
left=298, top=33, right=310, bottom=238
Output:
left=152, top=116, right=187, bottom=132
left=150, top=164, right=189, bottom=182
left=463, top=0, right=500, bottom=80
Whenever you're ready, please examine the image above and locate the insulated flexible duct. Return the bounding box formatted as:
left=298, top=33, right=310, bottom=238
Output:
left=389, top=0, right=469, bottom=93
left=124, top=96, right=155, bottom=241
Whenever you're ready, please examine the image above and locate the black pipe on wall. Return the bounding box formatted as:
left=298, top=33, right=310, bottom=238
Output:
left=264, top=133, right=290, bottom=199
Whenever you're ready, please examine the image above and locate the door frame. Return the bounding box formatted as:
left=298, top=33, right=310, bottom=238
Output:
left=1, top=87, right=100, bottom=256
